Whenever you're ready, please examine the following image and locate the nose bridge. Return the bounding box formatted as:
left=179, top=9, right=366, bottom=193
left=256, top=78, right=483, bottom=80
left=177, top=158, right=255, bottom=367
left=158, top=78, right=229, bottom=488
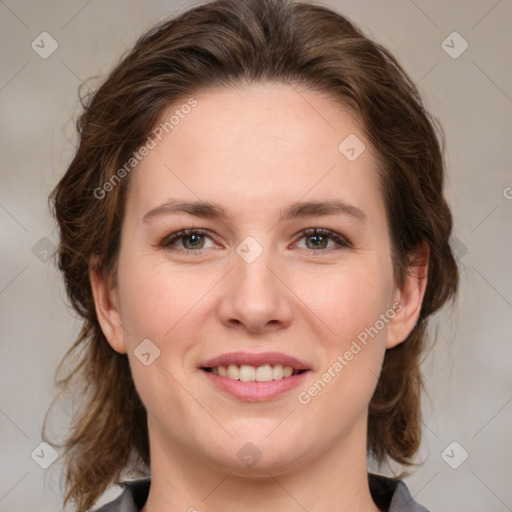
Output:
left=237, top=245, right=276, bottom=290
left=217, top=237, right=293, bottom=331
left=234, top=239, right=281, bottom=304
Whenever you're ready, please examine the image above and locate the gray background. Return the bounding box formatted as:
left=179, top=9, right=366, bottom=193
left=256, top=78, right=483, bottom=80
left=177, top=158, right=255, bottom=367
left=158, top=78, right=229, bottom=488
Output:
left=1, top=1, right=511, bottom=510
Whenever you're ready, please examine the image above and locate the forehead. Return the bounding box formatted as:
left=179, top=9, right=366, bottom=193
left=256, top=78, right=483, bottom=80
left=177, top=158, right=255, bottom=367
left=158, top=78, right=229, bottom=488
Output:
left=126, top=83, right=385, bottom=224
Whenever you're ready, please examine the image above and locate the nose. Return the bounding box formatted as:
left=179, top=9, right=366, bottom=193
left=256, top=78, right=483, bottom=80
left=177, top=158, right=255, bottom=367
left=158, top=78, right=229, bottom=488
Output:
left=216, top=246, right=294, bottom=334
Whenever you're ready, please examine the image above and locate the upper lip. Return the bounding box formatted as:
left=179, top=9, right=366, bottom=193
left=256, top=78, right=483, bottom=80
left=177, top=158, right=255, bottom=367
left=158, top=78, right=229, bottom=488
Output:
left=200, top=352, right=311, bottom=371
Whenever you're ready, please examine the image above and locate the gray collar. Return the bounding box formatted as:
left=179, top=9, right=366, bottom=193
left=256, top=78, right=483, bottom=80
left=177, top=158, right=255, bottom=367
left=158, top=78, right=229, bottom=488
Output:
left=96, top=473, right=430, bottom=512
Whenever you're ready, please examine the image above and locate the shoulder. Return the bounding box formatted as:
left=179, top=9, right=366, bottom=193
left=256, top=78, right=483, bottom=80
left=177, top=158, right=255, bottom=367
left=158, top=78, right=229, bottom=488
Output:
left=94, top=479, right=151, bottom=512
left=369, top=473, right=431, bottom=512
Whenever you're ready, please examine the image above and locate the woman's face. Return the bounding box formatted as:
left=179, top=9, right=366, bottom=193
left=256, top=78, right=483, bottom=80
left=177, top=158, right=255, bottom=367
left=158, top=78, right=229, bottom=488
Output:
left=93, top=82, right=424, bottom=475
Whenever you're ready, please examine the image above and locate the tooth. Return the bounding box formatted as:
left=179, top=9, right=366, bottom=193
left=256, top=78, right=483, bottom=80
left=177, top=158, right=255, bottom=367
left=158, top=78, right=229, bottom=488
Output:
left=227, top=364, right=240, bottom=380
left=239, top=364, right=256, bottom=382
left=272, top=364, right=284, bottom=380
left=216, top=363, right=299, bottom=381
left=256, top=364, right=273, bottom=382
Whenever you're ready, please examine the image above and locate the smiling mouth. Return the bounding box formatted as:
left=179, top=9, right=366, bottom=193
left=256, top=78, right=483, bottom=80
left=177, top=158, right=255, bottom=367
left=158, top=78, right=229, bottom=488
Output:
left=202, top=364, right=307, bottom=382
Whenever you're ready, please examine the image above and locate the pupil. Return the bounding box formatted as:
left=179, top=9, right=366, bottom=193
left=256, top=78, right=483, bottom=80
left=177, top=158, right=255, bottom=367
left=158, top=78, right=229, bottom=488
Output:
left=308, top=235, right=327, bottom=249
left=185, top=234, right=202, bottom=249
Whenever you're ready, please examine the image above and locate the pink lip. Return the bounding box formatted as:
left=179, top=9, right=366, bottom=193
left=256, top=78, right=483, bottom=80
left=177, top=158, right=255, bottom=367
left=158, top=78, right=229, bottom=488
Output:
left=200, top=351, right=311, bottom=370
left=202, top=369, right=310, bottom=402
left=200, top=352, right=313, bottom=402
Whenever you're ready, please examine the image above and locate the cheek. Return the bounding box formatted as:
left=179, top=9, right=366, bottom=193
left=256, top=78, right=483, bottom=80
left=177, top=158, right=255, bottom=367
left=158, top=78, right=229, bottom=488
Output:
left=116, top=259, right=208, bottom=430
left=117, top=255, right=211, bottom=344
left=294, top=268, right=391, bottom=425
left=290, top=260, right=394, bottom=345
left=290, top=260, right=393, bottom=405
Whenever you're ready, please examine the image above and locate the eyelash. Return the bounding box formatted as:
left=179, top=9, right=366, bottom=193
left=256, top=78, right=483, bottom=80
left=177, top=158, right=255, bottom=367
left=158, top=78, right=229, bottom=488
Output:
left=159, top=228, right=351, bottom=253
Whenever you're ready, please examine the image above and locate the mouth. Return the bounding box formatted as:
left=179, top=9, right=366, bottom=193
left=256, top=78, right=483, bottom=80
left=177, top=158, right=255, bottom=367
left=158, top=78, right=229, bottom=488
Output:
left=199, top=352, right=312, bottom=401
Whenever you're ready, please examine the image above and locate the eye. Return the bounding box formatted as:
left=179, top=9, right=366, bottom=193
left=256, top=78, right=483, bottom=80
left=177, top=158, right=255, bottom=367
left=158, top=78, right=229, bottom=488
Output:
left=159, top=227, right=351, bottom=253
left=294, top=228, right=351, bottom=251
left=161, top=229, right=216, bottom=252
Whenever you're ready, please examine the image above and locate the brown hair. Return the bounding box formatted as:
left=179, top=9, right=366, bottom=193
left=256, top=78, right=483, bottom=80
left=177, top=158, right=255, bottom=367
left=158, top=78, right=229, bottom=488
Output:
left=45, top=0, right=458, bottom=509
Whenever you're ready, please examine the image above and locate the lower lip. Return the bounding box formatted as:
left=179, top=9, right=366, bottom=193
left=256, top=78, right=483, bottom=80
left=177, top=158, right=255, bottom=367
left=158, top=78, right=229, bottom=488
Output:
left=201, top=369, right=310, bottom=402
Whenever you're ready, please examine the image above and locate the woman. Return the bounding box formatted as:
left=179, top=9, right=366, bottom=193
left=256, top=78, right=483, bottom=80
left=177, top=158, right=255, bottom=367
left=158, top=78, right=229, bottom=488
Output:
left=45, top=0, right=458, bottom=510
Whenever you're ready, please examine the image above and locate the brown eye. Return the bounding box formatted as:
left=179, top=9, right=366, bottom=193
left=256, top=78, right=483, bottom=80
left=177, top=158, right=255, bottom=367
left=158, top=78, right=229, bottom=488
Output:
left=295, top=228, right=350, bottom=251
left=161, top=229, right=214, bottom=251
left=180, top=233, right=205, bottom=250
left=305, top=233, right=329, bottom=250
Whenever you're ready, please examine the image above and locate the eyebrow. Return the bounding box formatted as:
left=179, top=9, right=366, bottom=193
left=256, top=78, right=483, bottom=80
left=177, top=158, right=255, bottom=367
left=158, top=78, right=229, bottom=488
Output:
left=142, top=198, right=367, bottom=224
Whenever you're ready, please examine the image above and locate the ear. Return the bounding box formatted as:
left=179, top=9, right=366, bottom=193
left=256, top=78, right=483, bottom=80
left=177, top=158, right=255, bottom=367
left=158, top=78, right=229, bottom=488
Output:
left=89, top=258, right=127, bottom=354
left=386, top=242, right=429, bottom=349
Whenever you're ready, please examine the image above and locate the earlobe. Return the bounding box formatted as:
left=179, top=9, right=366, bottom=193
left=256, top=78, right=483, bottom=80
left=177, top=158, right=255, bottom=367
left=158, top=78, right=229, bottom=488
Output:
left=386, top=243, right=429, bottom=349
left=89, top=259, right=127, bottom=354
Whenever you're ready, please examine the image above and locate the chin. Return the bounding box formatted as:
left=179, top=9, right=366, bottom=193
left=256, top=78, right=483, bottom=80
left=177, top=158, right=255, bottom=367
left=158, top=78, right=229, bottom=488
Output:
left=200, top=426, right=309, bottom=474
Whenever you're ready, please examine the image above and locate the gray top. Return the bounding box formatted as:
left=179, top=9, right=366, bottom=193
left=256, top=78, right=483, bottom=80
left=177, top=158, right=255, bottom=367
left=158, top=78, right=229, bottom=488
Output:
left=96, top=474, right=430, bottom=511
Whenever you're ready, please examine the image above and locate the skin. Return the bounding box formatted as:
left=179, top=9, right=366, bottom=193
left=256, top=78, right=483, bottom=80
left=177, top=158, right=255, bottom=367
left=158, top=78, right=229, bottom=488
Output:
left=90, top=82, right=428, bottom=512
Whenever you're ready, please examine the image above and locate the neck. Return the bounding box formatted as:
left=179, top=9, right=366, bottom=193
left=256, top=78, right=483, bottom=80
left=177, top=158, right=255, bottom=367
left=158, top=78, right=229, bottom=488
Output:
left=141, top=415, right=380, bottom=512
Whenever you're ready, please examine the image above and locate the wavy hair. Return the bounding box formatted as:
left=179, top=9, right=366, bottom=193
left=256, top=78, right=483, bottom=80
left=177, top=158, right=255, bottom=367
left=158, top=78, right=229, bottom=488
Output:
left=45, top=0, right=458, bottom=509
